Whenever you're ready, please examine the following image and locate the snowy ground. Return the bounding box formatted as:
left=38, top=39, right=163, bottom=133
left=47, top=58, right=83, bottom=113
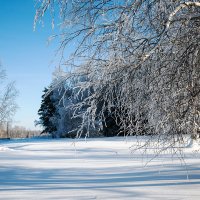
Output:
left=0, top=137, right=200, bottom=200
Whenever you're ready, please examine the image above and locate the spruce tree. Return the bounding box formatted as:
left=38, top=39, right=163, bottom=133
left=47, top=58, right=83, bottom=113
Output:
left=37, top=87, right=57, bottom=136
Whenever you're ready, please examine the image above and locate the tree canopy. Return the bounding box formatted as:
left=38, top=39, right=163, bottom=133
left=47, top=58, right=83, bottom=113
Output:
left=35, top=1, right=200, bottom=145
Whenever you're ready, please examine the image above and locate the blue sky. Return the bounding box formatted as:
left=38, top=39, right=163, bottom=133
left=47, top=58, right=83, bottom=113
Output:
left=0, top=0, right=61, bottom=129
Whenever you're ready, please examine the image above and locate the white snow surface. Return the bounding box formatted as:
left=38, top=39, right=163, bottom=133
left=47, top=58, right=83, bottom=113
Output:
left=0, top=137, right=200, bottom=200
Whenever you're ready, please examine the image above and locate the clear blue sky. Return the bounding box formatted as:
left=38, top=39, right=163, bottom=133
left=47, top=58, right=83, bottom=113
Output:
left=0, top=0, right=61, bottom=130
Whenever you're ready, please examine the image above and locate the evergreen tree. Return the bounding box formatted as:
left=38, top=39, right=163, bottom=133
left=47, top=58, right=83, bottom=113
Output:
left=37, top=87, right=58, bottom=137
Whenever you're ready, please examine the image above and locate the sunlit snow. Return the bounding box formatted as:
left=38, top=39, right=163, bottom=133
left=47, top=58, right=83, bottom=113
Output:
left=0, top=137, right=200, bottom=200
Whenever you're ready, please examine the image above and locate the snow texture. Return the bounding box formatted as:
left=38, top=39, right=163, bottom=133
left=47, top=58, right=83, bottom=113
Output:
left=0, top=137, right=200, bottom=200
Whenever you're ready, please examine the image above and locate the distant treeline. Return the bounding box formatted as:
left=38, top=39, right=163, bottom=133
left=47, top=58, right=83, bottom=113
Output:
left=0, top=124, right=41, bottom=139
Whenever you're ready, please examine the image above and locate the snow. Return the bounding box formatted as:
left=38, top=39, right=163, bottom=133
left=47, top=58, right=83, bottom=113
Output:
left=0, top=137, right=200, bottom=200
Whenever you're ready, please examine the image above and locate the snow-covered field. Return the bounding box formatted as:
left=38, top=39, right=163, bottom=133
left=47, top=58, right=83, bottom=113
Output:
left=0, top=137, right=200, bottom=200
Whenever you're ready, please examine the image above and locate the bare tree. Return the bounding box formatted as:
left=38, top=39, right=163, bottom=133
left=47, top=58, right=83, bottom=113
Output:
left=0, top=65, right=18, bottom=128
left=35, top=1, right=200, bottom=148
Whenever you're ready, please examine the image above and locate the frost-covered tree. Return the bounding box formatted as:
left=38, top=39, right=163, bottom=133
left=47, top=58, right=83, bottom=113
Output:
left=35, top=1, right=200, bottom=146
left=0, top=65, right=18, bottom=125
left=50, top=69, right=102, bottom=138
left=50, top=81, right=77, bottom=138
